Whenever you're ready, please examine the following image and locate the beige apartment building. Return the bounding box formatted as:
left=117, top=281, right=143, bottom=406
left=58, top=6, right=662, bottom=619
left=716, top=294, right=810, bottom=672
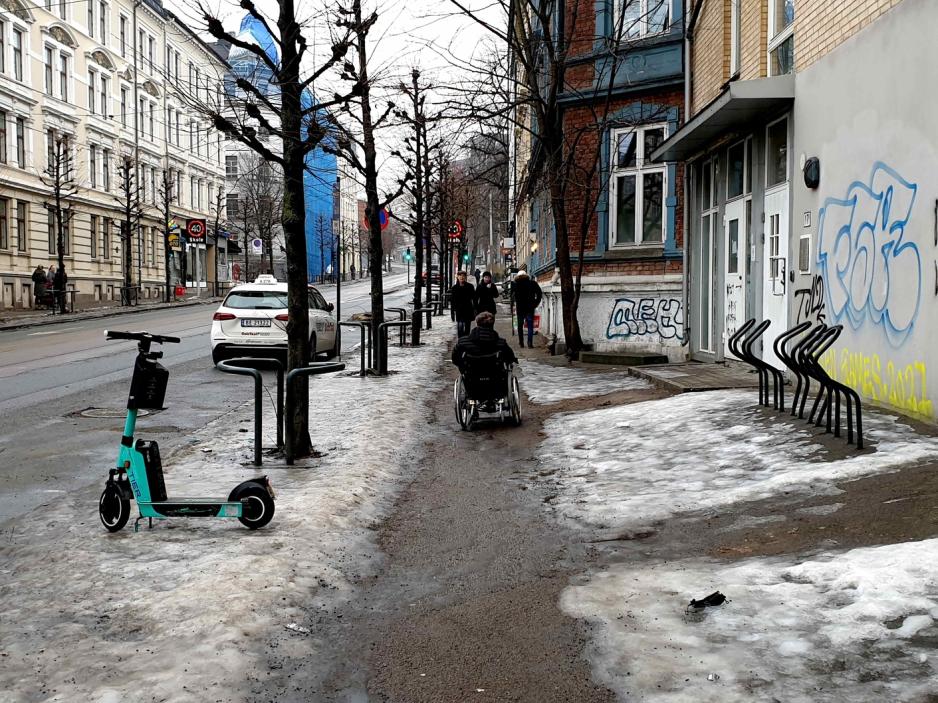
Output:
left=654, top=0, right=936, bottom=421
left=0, top=0, right=226, bottom=308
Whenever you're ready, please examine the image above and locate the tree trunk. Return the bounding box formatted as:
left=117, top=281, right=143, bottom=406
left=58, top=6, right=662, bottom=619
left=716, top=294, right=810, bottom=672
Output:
left=547, top=150, right=583, bottom=357
left=279, top=0, right=312, bottom=457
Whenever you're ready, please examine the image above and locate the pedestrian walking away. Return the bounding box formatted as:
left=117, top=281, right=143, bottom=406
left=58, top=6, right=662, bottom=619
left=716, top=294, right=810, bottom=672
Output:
left=32, top=265, right=46, bottom=308
left=473, top=267, right=481, bottom=284
left=450, top=270, right=476, bottom=338
left=475, top=271, right=499, bottom=316
left=512, top=271, right=542, bottom=348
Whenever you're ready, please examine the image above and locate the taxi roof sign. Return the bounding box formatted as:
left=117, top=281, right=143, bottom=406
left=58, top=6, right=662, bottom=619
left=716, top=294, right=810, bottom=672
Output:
left=253, top=274, right=279, bottom=284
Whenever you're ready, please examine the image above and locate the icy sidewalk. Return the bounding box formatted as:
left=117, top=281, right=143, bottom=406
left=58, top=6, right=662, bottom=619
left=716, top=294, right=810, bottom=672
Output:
left=564, top=539, right=938, bottom=702
left=518, top=359, right=650, bottom=404
left=0, top=331, right=446, bottom=702
left=537, top=389, right=938, bottom=531
left=535, top=388, right=938, bottom=701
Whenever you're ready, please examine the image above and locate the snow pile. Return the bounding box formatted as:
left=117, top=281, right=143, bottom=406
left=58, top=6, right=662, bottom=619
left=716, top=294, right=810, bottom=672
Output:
left=518, top=360, right=650, bottom=404
left=0, top=331, right=446, bottom=701
left=562, top=539, right=938, bottom=702
left=537, top=390, right=938, bottom=530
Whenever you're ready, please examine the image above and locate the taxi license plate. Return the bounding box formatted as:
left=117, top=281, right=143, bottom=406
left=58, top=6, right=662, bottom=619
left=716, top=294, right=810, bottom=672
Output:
left=241, top=318, right=271, bottom=327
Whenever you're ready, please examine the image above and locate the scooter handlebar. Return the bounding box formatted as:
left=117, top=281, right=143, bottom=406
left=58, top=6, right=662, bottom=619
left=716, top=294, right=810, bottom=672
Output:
left=105, top=330, right=181, bottom=344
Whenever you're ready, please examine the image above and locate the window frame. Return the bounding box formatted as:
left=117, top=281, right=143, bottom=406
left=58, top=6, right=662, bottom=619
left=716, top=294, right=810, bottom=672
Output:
left=90, top=213, right=98, bottom=258
left=725, top=137, right=752, bottom=201
left=765, top=115, right=789, bottom=190
left=608, top=122, right=669, bottom=248
left=15, top=116, right=25, bottom=168
left=768, top=0, right=795, bottom=76
left=0, top=198, right=9, bottom=250
left=225, top=154, right=239, bottom=178
left=612, top=0, right=671, bottom=41
left=0, top=110, right=6, bottom=164
left=89, top=144, right=97, bottom=188
left=730, top=0, right=741, bottom=76
left=0, top=20, right=7, bottom=75
left=119, top=14, right=127, bottom=57
left=102, top=147, right=110, bottom=190
left=16, top=200, right=27, bottom=252
left=12, top=27, right=23, bottom=82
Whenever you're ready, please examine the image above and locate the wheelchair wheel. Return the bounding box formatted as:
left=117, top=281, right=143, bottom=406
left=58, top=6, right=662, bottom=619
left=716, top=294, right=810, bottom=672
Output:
left=454, top=376, right=472, bottom=430
left=508, top=374, right=522, bottom=426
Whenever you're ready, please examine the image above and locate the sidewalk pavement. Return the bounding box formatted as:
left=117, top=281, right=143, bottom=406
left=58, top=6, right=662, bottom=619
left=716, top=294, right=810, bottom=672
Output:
left=0, top=296, right=223, bottom=332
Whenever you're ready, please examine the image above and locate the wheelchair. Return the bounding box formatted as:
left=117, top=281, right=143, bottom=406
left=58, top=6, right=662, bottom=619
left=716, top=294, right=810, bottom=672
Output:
left=453, top=352, right=522, bottom=431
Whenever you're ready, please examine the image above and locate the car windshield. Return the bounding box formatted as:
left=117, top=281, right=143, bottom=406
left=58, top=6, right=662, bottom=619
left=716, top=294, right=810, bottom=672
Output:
left=224, top=290, right=288, bottom=309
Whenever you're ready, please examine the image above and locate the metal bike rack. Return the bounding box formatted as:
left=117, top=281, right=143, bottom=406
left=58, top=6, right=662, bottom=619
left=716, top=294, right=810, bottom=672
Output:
left=376, top=320, right=411, bottom=375
left=385, top=307, right=408, bottom=346
left=216, top=357, right=285, bottom=467
left=411, top=306, right=435, bottom=345
left=773, top=321, right=812, bottom=415
left=339, top=320, right=371, bottom=376
left=284, top=361, right=347, bottom=464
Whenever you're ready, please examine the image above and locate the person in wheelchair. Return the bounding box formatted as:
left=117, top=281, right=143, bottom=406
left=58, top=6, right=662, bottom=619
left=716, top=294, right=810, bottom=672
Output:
left=451, top=311, right=518, bottom=371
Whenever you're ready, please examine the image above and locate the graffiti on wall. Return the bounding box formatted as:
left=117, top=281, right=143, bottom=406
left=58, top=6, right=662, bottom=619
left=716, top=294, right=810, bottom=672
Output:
left=819, top=347, right=933, bottom=419
left=794, top=275, right=826, bottom=325
left=816, top=162, right=921, bottom=347
left=606, top=297, right=684, bottom=341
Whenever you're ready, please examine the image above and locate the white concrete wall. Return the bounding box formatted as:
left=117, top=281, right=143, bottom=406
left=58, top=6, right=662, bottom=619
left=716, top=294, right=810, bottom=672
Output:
left=541, top=274, right=686, bottom=361
left=792, top=0, right=935, bottom=420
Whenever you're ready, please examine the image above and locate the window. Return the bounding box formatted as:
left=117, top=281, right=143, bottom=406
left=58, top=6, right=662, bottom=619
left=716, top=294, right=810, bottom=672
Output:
left=207, top=182, right=214, bottom=210
left=45, top=47, right=54, bottom=94
left=16, top=201, right=27, bottom=251
left=766, top=117, right=788, bottom=188
left=90, top=214, right=98, bottom=257
left=47, top=209, right=70, bottom=255
left=87, top=0, right=94, bottom=37
left=58, top=0, right=65, bottom=19
left=174, top=51, right=179, bottom=82
left=100, top=76, right=108, bottom=118
left=698, top=159, right=716, bottom=352
left=0, top=199, right=8, bottom=249
left=120, top=15, right=127, bottom=57
left=89, top=145, right=97, bottom=187
left=768, top=0, right=794, bottom=75
left=198, top=179, right=203, bottom=209
left=189, top=119, right=195, bottom=150
left=190, top=176, right=195, bottom=206
left=46, top=128, right=54, bottom=167
left=59, top=54, right=69, bottom=102
left=99, top=1, right=106, bottom=44
left=148, top=37, right=154, bottom=73
left=120, top=87, right=128, bottom=126
left=226, top=155, right=239, bottom=178
left=227, top=193, right=240, bottom=218
left=730, top=0, right=741, bottom=75
left=175, top=111, right=181, bottom=145
left=0, top=20, right=5, bottom=74
left=615, top=0, right=669, bottom=40
left=726, top=138, right=752, bottom=199
left=102, top=217, right=110, bottom=258
left=149, top=167, right=155, bottom=205
left=188, top=61, right=194, bottom=90
left=167, top=107, right=174, bottom=144
left=12, top=28, right=23, bottom=81
left=88, top=69, right=96, bottom=113
left=150, top=227, right=156, bottom=265
left=102, top=148, right=110, bottom=190
left=176, top=171, right=182, bottom=203
left=0, top=111, right=6, bottom=164
left=147, top=100, right=154, bottom=139
left=15, top=117, right=24, bottom=168
left=609, top=124, right=666, bottom=246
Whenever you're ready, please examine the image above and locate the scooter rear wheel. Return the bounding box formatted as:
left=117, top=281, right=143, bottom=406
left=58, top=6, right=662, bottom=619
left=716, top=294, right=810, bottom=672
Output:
left=233, top=485, right=275, bottom=529
left=99, top=484, right=130, bottom=532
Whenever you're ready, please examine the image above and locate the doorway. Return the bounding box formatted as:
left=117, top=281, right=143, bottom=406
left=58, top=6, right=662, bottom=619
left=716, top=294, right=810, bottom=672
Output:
left=723, top=198, right=748, bottom=357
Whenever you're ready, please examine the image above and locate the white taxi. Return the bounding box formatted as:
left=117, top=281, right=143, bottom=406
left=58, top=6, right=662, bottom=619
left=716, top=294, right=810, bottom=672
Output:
left=210, top=275, right=338, bottom=365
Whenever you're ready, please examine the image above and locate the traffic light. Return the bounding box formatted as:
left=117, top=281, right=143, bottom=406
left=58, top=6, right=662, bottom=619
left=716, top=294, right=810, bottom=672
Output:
left=462, top=251, right=471, bottom=263
left=404, top=247, right=412, bottom=262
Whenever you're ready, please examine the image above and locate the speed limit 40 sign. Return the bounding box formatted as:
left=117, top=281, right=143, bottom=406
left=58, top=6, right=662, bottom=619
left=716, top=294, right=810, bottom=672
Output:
left=186, top=219, right=207, bottom=241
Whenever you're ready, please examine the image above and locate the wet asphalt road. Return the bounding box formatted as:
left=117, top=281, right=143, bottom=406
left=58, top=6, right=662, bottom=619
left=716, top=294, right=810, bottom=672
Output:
left=0, top=274, right=413, bottom=528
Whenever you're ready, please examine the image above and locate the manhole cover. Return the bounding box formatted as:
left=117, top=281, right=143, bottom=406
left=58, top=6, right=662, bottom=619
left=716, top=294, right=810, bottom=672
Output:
left=78, top=407, right=150, bottom=418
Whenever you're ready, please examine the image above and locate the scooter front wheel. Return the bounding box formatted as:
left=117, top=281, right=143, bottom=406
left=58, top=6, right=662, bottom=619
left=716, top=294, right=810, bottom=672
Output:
left=99, top=483, right=130, bottom=532
left=233, top=485, right=275, bottom=529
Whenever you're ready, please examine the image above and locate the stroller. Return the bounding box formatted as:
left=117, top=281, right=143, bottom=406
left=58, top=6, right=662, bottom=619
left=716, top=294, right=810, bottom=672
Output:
left=453, top=352, right=522, bottom=431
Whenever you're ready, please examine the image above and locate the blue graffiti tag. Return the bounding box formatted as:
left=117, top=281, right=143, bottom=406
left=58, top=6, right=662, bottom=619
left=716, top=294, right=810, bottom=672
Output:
left=816, top=162, right=921, bottom=347
left=606, top=297, right=684, bottom=340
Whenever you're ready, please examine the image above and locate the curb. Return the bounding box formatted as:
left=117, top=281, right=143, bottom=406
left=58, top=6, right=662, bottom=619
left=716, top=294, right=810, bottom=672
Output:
left=0, top=298, right=222, bottom=332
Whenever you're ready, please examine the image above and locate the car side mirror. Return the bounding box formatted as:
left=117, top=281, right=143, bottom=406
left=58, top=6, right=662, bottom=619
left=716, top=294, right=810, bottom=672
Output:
left=326, top=302, right=334, bottom=312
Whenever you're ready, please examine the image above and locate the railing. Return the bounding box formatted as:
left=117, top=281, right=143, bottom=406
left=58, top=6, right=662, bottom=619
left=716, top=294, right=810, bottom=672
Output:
left=216, top=357, right=285, bottom=466
left=339, top=320, right=371, bottom=376
left=285, top=361, right=346, bottom=464
left=376, top=320, right=411, bottom=375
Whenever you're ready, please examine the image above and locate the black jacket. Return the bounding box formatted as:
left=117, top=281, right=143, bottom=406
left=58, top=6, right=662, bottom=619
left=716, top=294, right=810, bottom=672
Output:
left=451, top=326, right=518, bottom=369
left=450, top=282, right=476, bottom=322
left=475, top=281, right=499, bottom=315
left=512, top=276, right=542, bottom=315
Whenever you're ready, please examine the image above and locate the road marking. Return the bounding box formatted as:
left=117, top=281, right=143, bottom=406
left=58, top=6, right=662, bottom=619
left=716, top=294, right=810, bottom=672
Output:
left=27, top=328, right=72, bottom=336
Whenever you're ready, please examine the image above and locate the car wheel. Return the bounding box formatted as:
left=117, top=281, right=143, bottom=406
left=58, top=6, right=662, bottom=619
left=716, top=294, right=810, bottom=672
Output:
left=212, top=347, right=227, bottom=366
left=324, top=337, right=339, bottom=360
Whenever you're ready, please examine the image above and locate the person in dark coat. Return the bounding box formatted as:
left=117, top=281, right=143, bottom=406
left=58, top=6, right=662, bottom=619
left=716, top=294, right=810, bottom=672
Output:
left=473, top=267, right=482, bottom=283
left=53, top=265, right=68, bottom=312
left=512, top=270, right=542, bottom=348
left=451, top=311, right=518, bottom=371
left=450, top=270, right=476, bottom=338
left=475, top=271, right=499, bottom=316
left=32, top=266, right=46, bottom=307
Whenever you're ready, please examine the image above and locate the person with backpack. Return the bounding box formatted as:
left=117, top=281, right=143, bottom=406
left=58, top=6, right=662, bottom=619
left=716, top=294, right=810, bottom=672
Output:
left=512, top=270, right=542, bottom=348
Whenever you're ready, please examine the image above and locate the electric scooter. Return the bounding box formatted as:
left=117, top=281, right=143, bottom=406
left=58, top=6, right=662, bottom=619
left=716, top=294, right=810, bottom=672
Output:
left=98, top=330, right=275, bottom=532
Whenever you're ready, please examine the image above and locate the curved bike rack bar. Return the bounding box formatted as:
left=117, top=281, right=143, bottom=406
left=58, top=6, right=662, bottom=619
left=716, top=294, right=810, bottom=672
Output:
left=216, top=358, right=269, bottom=467
left=376, top=320, right=411, bottom=375
left=339, top=320, right=370, bottom=376
left=773, top=321, right=812, bottom=414
left=385, top=308, right=408, bottom=346
left=284, top=361, right=347, bottom=464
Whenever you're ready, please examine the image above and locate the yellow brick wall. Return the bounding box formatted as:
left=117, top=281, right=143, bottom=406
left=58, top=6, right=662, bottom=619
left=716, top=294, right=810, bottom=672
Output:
left=692, top=0, right=729, bottom=112
left=739, top=0, right=767, bottom=80
left=795, top=0, right=904, bottom=71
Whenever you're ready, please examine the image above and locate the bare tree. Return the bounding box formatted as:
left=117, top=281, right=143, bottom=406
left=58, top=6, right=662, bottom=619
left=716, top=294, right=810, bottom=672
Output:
left=235, top=154, right=283, bottom=276
left=157, top=169, right=176, bottom=302
left=445, top=3, right=669, bottom=356
left=114, top=155, right=145, bottom=306
left=196, top=0, right=356, bottom=457
left=41, top=134, right=78, bottom=313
